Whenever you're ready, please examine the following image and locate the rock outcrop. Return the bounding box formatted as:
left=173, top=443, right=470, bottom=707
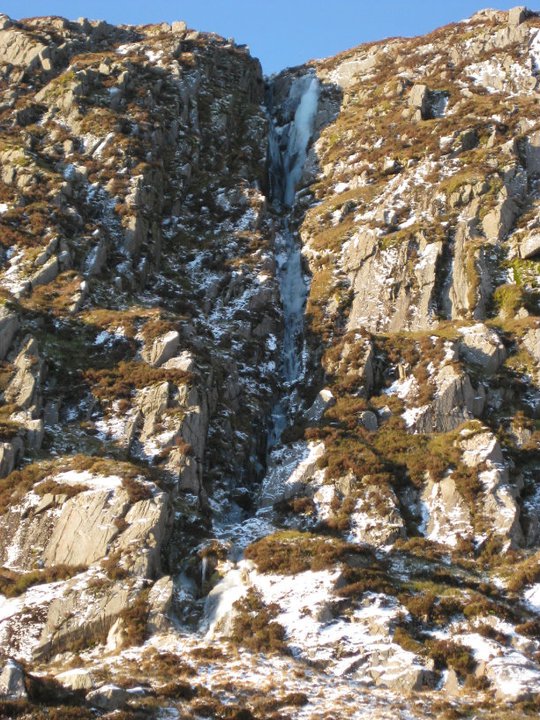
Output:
left=0, top=7, right=537, bottom=720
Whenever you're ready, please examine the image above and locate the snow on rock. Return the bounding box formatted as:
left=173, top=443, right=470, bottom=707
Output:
left=252, top=569, right=433, bottom=690
left=384, top=375, right=418, bottom=401
left=259, top=441, right=325, bottom=507
left=51, top=469, right=123, bottom=491
left=421, top=475, right=473, bottom=547
left=0, top=580, right=69, bottom=661
left=525, top=583, right=540, bottom=611
left=348, top=486, right=405, bottom=547
left=465, top=56, right=535, bottom=94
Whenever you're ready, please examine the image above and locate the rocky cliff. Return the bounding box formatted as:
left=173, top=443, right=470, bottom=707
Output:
left=0, top=7, right=538, bottom=720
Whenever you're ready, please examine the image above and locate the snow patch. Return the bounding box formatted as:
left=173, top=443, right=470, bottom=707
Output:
left=52, top=470, right=123, bottom=490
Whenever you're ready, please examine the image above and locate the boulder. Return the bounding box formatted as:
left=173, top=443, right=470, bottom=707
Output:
left=5, top=336, right=42, bottom=410
left=0, top=659, right=27, bottom=699
left=411, top=365, right=478, bottom=433
left=137, top=381, right=170, bottom=438
left=408, top=84, right=448, bottom=120
left=147, top=575, right=174, bottom=634
left=85, top=238, right=108, bottom=276
left=526, top=131, right=540, bottom=175
left=409, top=84, right=429, bottom=119
left=358, top=411, right=378, bottom=432
left=482, top=197, right=520, bottom=243
left=143, top=331, right=180, bottom=367
left=162, top=350, right=196, bottom=372
left=30, top=256, right=59, bottom=289
left=304, top=388, right=335, bottom=422
left=441, top=669, right=461, bottom=697
left=523, top=328, right=540, bottom=363
left=55, top=669, right=96, bottom=691
left=508, top=6, right=530, bottom=26
left=458, top=323, right=506, bottom=373
left=86, top=684, right=131, bottom=711
left=519, top=234, right=540, bottom=259
left=460, top=429, right=503, bottom=467
left=0, top=308, right=19, bottom=360
left=172, top=21, right=188, bottom=34
left=106, top=617, right=127, bottom=652
left=460, top=428, right=523, bottom=545
left=488, top=652, right=540, bottom=701
left=24, top=418, right=44, bottom=450
left=0, top=438, right=23, bottom=478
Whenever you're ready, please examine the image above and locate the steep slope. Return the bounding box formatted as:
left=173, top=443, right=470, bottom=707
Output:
left=0, top=7, right=538, bottom=720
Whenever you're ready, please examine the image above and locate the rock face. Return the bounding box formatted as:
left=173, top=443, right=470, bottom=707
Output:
left=0, top=8, right=537, bottom=720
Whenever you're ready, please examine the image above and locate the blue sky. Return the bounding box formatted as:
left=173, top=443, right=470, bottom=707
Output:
left=2, top=1, right=528, bottom=73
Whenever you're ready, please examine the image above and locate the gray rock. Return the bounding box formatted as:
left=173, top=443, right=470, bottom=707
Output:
left=162, top=350, right=196, bottom=373
left=305, top=388, right=335, bottom=422
left=442, top=669, right=461, bottom=697
left=519, top=234, right=540, bottom=259
left=43, top=487, right=129, bottom=567
left=523, top=328, right=540, bottom=363
left=118, top=492, right=170, bottom=578
left=5, top=337, right=42, bottom=410
left=345, top=229, right=440, bottom=333
left=86, top=684, right=131, bottom=711
left=460, top=428, right=523, bottom=545
left=0, top=28, right=47, bottom=70
left=409, top=84, right=428, bottom=114
left=408, top=84, right=448, bottom=120
left=458, top=323, right=506, bottom=373
left=444, top=220, right=491, bottom=320
left=54, top=668, right=95, bottom=691
left=259, top=441, right=325, bottom=507
left=508, top=6, right=530, bottom=26
left=123, top=214, right=148, bottom=255
left=421, top=476, right=473, bottom=546
left=138, top=381, right=170, bottom=439
left=24, top=418, right=44, bottom=450
left=34, top=579, right=133, bottom=660
left=143, top=331, right=180, bottom=367
left=0, top=307, right=19, bottom=360
left=358, top=411, right=378, bottom=432
left=0, top=438, right=24, bottom=478
left=0, top=659, right=27, bottom=699
left=147, top=575, right=174, bottom=633
left=526, top=131, right=540, bottom=175
left=411, top=365, right=477, bottom=433
left=482, top=197, right=520, bottom=243
left=30, top=256, right=59, bottom=289
left=172, top=21, right=188, bottom=33
left=348, top=485, right=405, bottom=546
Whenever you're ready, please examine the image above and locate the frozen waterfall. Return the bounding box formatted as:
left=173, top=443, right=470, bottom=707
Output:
left=283, top=75, right=320, bottom=207
left=267, top=73, right=320, bottom=447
